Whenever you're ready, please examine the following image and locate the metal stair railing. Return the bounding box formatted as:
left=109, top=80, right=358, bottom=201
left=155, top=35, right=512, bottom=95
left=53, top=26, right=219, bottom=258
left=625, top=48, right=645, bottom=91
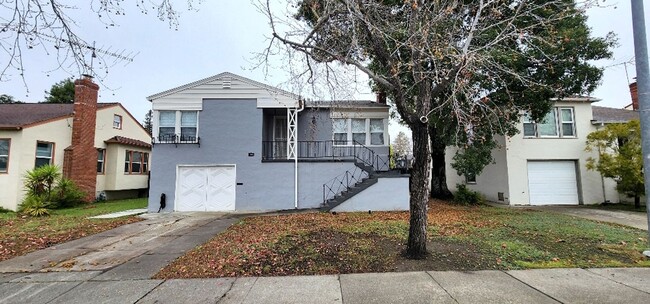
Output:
left=322, top=165, right=369, bottom=204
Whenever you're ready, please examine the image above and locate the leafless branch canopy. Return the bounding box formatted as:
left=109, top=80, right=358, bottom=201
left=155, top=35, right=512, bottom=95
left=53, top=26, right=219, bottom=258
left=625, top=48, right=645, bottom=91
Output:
left=258, top=0, right=613, bottom=143
left=0, top=0, right=200, bottom=88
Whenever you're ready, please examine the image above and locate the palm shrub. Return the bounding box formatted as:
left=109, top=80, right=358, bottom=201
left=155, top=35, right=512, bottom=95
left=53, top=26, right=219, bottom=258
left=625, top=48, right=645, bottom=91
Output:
left=19, top=165, right=86, bottom=215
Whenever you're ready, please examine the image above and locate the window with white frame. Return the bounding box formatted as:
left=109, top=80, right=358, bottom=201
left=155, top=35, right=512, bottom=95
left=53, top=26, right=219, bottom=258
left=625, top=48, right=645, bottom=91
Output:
left=156, top=110, right=199, bottom=143
left=333, top=119, right=348, bottom=144
left=35, top=141, right=54, bottom=168
left=113, top=114, right=122, bottom=129
left=97, top=149, right=106, bottom=174
left=332, top=118, right=386, bottom=146
left=180, top=111, right=198, bottom=141
left=158, top=111, right=176, bottom=141
left=523, top=107, right=576, bottom=138
left=370, top=119, right=385, bottom=145
left=0, top=139, right=9, bottom=173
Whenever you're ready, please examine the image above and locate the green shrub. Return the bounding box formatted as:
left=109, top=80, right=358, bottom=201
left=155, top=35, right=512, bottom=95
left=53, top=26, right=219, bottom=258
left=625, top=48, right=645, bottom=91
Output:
left=0, top=206, right=14, bottom=213
left=19, top=165, right=87, bottom=215
left=18, top=196, right=51, bottom=217
left=454, top=184, right=483, bottom=205
left=53, top=178, right=86, bottom=208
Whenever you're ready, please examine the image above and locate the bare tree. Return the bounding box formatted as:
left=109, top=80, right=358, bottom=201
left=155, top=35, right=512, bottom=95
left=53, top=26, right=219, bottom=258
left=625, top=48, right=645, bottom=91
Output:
left=0, top=0, right=200, bottom=87
left=258, top=0, right=614, bottom=258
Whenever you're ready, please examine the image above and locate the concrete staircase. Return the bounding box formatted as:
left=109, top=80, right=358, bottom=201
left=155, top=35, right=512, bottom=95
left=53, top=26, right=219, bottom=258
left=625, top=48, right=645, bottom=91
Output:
left=321, top=162, right=378, bottom=211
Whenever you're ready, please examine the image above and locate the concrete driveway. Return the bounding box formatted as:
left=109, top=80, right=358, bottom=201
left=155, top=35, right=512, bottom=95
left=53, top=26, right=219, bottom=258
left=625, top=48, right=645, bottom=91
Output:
left=529, top=206, right=648, bottom=230
left=0, top=212, right=239, bottom=277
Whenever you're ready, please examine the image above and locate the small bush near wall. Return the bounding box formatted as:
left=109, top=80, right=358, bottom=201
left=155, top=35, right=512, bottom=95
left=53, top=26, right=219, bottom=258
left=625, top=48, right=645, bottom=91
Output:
left=18, top=165, right=86, bottom=216
left=454, top=184, right=483, bottom=205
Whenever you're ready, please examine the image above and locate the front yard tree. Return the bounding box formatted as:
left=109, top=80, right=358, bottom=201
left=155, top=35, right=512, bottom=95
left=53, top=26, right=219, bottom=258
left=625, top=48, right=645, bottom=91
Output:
left=263, top=0, right=613, bottom=257
left=586, top=121, right=644, bottom=209
left=143, top=110, right=154, bottom=135
left=43, top=79, right=75, bottom=104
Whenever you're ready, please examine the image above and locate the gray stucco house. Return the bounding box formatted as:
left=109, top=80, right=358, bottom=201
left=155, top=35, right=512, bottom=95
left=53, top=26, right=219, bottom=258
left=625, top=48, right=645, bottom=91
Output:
left=147, top=72, right=408, bottom=212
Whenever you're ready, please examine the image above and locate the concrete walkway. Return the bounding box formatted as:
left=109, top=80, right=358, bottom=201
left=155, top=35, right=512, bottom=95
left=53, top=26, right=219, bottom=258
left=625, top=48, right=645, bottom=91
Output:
left=1, top=268, right=649, bottom=303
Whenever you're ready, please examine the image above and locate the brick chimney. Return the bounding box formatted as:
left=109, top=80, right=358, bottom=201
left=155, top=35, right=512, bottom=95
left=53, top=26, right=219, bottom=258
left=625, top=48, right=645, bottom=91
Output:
left=629, top=82, right=639, bottom=110
left=376, top=91, right=387, bottom=104
left=63, top=75, right=99, bottom=202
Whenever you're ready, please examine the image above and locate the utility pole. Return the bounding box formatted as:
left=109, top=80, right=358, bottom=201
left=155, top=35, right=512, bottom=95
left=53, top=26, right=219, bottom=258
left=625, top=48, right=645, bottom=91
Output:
left=630, top=0, right=650, bottom=257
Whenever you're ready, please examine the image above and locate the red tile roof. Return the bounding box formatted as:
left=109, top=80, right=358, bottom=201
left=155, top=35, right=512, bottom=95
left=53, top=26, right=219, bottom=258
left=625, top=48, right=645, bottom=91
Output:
left=104, top=136, right=152, bottom=149
left=0, top=103, right=118, bottom=129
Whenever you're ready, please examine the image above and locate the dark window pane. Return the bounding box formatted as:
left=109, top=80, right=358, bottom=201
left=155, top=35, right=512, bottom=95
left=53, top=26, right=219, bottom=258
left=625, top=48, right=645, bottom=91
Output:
left=97, top=162, right=103, bottom=173
left=131, top=162, right=141, bottom=173
left=0, top=140, right=8, bottom=155
left=371, top=133, right=384, bottom=145
left=36, top=143, right=52, bottom=157
left=143, top=163, right=148, bottom=173
left=0, top=156, right=7, bottom=172
left=35, top=158, right=50, bottom=168
left=181, top=127, right=197, bottom=140
left=523, top=123, right=536, bottom=137
left=352, top=133, right=365, bottom=144
left=562, top=123, right=575, bottom=136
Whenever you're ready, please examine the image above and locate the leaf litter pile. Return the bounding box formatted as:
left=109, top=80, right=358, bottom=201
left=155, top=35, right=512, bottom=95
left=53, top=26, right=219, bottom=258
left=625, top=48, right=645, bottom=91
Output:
left=156, top=200, right=649, bottom=279
left=0, top=215, right=141, bottom=262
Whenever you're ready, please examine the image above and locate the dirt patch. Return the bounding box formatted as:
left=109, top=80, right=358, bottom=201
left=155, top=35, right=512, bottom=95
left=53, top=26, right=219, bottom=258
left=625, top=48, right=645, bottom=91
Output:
left=394, top=239, right=502, bottom=272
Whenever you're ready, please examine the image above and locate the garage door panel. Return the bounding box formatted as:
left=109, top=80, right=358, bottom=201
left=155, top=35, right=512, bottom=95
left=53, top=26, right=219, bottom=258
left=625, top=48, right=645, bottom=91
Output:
left=177, top=166, right=236, bottom=212
left=206, top=167, right=236, bottom=211
left=528, top=161, right=579, bottom=205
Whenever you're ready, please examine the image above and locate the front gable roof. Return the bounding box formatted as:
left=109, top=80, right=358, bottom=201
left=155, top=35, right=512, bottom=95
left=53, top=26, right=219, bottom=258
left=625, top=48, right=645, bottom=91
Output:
left=146, top=72, right=300, bottom=101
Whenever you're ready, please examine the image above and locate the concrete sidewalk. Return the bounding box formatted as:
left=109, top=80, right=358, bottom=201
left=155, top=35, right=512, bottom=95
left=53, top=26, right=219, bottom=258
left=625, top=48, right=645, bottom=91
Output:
left=1, top=268, right=649, bottom=303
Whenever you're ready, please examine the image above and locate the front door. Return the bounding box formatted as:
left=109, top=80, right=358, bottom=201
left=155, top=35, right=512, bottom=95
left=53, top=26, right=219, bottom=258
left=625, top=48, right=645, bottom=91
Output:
left=273, top=116, right=287, bottom=158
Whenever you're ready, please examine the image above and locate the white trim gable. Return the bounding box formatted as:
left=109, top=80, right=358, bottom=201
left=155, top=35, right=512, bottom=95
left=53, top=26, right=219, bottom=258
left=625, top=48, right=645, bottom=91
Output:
left=149, top=72, right=300, bottom=111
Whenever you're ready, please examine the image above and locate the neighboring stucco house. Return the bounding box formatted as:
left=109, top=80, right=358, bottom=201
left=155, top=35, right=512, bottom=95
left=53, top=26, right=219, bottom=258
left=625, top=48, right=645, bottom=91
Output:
left=446, top=97, right=639, bottom=206
left=0, top=77, right=152, bottom=211
left=147, top=72, right=408, bottom=213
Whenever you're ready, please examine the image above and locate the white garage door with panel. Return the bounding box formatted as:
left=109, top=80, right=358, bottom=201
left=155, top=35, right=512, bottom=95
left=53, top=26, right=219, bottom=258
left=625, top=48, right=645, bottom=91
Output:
left=176, top=165, right=236, bottom=211
left=527, top=161, right=579, bottom=205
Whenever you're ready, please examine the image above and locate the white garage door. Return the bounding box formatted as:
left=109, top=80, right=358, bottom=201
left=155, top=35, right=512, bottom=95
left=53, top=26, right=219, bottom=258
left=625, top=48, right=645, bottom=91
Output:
left=176, top=165, right=236, bottom=211
left=527, top=161, right=579, bottom=205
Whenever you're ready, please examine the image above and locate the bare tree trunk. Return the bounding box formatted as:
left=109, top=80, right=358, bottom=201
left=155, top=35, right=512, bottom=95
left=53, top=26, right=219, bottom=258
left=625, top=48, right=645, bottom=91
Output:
left=429, top=126, right=453, bottom=199
left=406, top=122, right=431, bottom=259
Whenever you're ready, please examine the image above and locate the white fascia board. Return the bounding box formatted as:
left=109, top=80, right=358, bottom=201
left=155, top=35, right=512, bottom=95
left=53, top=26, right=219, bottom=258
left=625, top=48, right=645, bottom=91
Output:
left=330, top=109, right=389, bottom=119
left=257, top=97, right=300, bottom=108
left=152, top=98, right=203, bottom=111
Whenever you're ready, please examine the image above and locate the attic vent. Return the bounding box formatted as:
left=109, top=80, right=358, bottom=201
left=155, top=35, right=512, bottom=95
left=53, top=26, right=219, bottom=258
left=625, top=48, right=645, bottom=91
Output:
left=222, top=77, right=232, bottom=89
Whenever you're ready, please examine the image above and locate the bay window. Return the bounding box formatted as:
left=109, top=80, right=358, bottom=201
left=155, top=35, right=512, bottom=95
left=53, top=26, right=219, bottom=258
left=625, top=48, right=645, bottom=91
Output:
left=125, top=150, right=149, bottom=174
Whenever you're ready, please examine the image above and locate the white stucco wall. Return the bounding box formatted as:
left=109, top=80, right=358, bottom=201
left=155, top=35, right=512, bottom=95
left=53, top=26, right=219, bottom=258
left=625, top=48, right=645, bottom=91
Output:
left=446, top=135, right=511, bottom=203
left=0, top=118, right=73, bottom=210
left=505, top=101, right=618, bottom=205
left=331, top=177, right=409, bottom=212
left=95, top=105, right=151, bottom=193
left=0, top=104, right=151, bottom=211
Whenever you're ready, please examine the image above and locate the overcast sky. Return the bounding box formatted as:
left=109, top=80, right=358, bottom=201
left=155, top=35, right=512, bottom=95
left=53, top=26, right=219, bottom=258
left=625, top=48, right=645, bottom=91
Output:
left=0, top=1, right=648, bottom=140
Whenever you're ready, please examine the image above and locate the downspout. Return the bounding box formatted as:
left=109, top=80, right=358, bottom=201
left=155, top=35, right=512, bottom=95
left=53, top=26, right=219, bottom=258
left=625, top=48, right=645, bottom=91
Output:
left=294, top=98, right=305, bottom=209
